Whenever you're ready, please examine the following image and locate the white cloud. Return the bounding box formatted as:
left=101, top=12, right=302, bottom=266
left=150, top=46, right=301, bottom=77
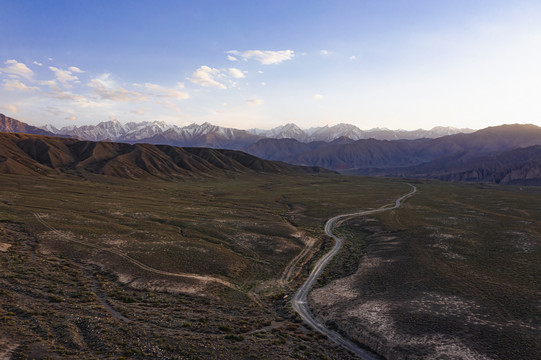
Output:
left=228, top=68, right=245, bottom=79
left=320, top=50, right=330, bottom=55
left=46, top=88, right=87, bottom=103
left=189, top=66, right=227, bottom=89
left=66, top=115, right=77, bottom=121
left=1, top=104, right=19, bottom=113
left=131, top=107, right=148, bottom=115
left=350, top=55, right=357, bottom=60
left=156, top=99, right=181, bottom=112
left=246, top=99, right=264, bottom=106
left=88, top=74, right=147, bottom=102
left=257, top=70, right=264, bottom=74
left=227, top=50, right=294, bottom=65
left=313, top=94, right=324, bottom=101
left=45, top=107, right=63, bottom=116
left=261, top=82, right=266, bottom=86
left=3, top=79, right=39, bottom=91
left=227, top=55, right=238, bottom=61
left=33, top=61, right=43, bottom=66
left=39, top=79, right=61, bottom=91
left=49, top=66, right=80, bottom=88
left=68, top=66, right=84, bottom=73
left=145, top=83, right=190, bottom=99
left=0, top=60, right=34, bottom=80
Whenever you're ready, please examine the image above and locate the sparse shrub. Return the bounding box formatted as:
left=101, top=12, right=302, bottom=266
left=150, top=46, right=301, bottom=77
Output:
left=218, top=325, right=232, bottom=332
left=224, top=334, right=244, bottom=342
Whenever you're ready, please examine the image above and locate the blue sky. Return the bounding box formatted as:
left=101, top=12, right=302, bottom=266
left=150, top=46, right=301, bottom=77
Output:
left=1, top=0, right=541, bottom=130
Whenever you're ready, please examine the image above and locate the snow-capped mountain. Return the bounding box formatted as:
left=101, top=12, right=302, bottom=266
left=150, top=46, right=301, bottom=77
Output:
left=308, top=123, right=365, bottom=142
left=121, top=121, right=171, bottom=141
left=40, top=119, right=474, bottom=150
left=53, top=120, right=128, bottom=141
left=42, top=120, right=263, bottom=149
left=362, top=126, right=475, bottom=140
left=256, top=123, right=310, bottom=142
left=246, top=123, right=473, bottom=142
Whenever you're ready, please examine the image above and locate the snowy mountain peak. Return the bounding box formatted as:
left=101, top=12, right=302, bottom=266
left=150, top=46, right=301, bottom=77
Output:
left=41, top=124, right=59, bottom=133
left=39, top=120, right=475, bottom=148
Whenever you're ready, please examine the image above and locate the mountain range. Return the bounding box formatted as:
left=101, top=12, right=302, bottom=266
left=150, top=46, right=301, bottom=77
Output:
left=2, top=114, right=541, bottom=185
left=245, top=124, right=541, bottom=185
left=35, top=116, right=473, bottom=148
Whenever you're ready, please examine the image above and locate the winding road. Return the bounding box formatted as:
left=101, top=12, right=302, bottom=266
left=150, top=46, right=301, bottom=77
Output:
left=292, top=184, right=417, bottom=359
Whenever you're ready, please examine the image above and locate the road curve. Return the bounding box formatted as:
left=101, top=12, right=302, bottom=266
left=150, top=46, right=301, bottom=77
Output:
left=292, top=184, right=417, bottom=359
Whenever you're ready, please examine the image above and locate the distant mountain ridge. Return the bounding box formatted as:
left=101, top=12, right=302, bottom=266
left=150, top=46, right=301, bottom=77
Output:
left=261, top=123, right=541, bottom=185
left=3, top=114, right=540, bottom=184
left=249, top=123, right=473, bottom=142
left=31, top=116, right=473, bottom=148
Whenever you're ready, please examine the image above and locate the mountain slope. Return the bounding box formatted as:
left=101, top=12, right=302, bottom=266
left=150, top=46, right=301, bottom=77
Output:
left=0, top=114, right=57, bottom=136
left=390, top=145, right=541, bottom=185
left=0, top=132, right=331, bottom=179
left=244, top=138, right=328, bottom=162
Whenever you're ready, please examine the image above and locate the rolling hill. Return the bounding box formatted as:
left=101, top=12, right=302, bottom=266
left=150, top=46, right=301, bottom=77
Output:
left=386, top=145, right=541, bottom=185
left=0, top=132, right=330, bottom=179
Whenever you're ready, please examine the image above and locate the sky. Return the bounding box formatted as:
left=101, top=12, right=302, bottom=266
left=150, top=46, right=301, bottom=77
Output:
left=1, top=0, right=541, bottom=131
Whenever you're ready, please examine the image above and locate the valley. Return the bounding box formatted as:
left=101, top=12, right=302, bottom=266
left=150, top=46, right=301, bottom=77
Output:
left=1, top=170, right=539, bottom=359
left=3, top=2, right=541, bottom=359
left=0, top=123, right=539, bottom=359
left=0, top=172, right=408, bottom=359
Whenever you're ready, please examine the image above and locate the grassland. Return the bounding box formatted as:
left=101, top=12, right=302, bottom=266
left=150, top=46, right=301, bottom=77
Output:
left=0, top=172, right=410, bottom=359
left=2, top=173, right=539, bottom=359
left=312, top=181, right=541, bottom=359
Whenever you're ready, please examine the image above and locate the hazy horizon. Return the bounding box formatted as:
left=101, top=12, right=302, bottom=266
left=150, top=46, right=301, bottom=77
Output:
left=2, top=1, right=541, bottom=131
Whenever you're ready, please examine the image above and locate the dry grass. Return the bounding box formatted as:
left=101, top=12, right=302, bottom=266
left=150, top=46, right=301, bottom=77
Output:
left=0, top=172, right=410, bottom=359
left=311, top=181, right=541, bottom=360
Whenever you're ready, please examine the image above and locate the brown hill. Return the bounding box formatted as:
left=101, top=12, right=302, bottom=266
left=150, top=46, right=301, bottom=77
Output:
left=0, top=132, right=331, bottom=179
left=389, top=145, right=541, bottom=185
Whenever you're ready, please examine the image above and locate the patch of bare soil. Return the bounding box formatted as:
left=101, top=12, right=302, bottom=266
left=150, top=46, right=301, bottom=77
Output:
left=0, top=242, right=11, bottom=252
left=35, top=214, right=239, bottom=298
left=0, top=337, right=19, bottom=360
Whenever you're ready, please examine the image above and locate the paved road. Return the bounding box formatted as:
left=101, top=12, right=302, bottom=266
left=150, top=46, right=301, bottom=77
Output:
left=292, top=184, right=417, bottom=359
